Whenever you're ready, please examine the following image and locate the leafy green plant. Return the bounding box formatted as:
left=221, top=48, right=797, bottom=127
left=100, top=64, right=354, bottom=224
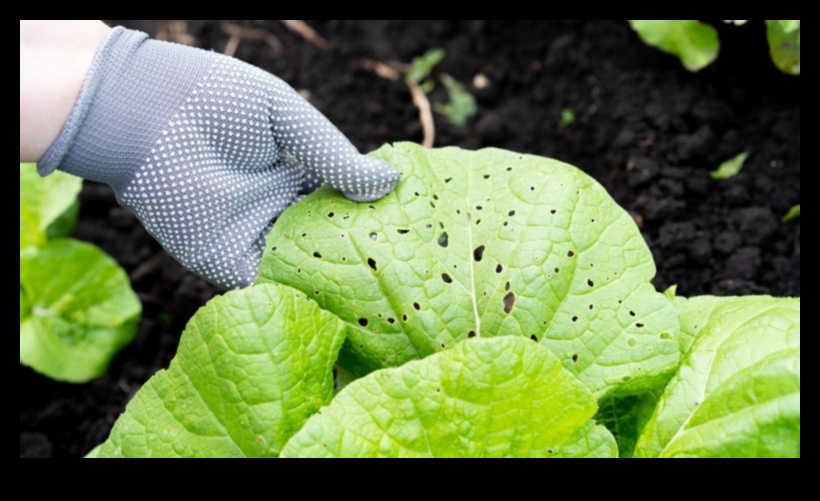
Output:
left=407, top=48, right=477, bottom=126
left=95, top=144, right=799, bottom=457
left=20, top=164, right=141, bottom=383
left=711, top=150, right=750, bottom=180
left=558, top=108, right=577, bottom=132
left=629, top=20, right=719, bottom=72
left=782, top=205, right=800, bottom=222
left=629, top=20, right=801, bottom=75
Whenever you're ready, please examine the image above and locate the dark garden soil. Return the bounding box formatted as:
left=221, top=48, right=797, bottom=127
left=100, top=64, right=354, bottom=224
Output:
left=20, top=20, right=800, bottom=457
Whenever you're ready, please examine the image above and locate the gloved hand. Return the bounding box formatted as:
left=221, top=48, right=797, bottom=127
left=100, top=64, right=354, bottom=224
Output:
left=39, top=26, right=399, bottom=289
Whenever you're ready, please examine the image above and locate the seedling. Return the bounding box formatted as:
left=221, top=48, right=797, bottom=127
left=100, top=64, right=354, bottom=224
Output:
left=20, top=164, right=141, bottom=383
left=711, top=151, right=750, bottom=180
left=629, top=20, right=801, bottom=75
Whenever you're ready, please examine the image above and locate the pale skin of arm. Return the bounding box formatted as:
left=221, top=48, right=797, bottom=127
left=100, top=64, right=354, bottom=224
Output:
left=20, top=20, right=111, bottom=162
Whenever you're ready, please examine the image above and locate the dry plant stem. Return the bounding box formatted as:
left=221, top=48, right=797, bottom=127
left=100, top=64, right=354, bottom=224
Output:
left=406, top=78, right=436, bottom=148
left=221, top=22, right=283, bottom=57
left=279, top=20, right=328, bottom=49
left=359, top=58, right=435, bottom=148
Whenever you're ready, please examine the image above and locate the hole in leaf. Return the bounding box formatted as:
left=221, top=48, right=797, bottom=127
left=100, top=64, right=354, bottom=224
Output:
left=587, top=279, right=595, bottom=287
left=442, top=273, right=453, bottom=284
left=550, top=209, right=557, bottom=214
left=397, top=229, right=410, bottom=234
left=555, top=267, right=560, bottom=274
left=629, top=311, right=636, bottom=317
left=572, top=316, right=578, bottom=322
left=367, top=258, right=377, bottom=271
left=484, top=174, right=491, bottom=180
left=567, top=250, right=575, bottom=258
left=530, top=334, right=538, bottom=342
left=476, top=205, right=483, bottom=211
left=302, top=233, right=307, bottom=237
left=505, top=281, right=511, bottom=291
left=426, top=224, right=433, bottom=229
left=496, top=264, right=503, bottom=274
left=413, top=302, right=421, bottom=311
left=476, top=219, right=482, bottom=225
left=508, top=210, right=516, bottom=217
left=503, top=221, right=509, bottom=226
left=474, top=245, right=486, bottom=262
left=438, top=232, right=449, bottom=248
left=440, top=343, right=446, bottom=349
left=402, top=314, right=408, bottom=322
left=468, top=331, right=476, bottom=338
left=572, top=354, right=579, bottom=363
left=313, top=252, right=322, bottom=259
left=387, top=317, right=396, bottom=324
left=328, top=212, right=334, bottom=218
left=445, top=177, right=453, bottom=183
left=433, top=194, right=439, bottom=201
left=503, top=292, right=516, bottom=314
left=358, top=318, right=369, bottom=327
left=530, top=186, right=535, bottom=191
left=636, top=323, right=645, bottom=328
left=369, top=232, right=378, bottom=241
left=271, top=247, right=277, bottom=251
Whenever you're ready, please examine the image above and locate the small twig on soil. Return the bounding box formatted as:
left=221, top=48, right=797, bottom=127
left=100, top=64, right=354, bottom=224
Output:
left=406, top=77, right=436, bottom=148
left=279, top=20, right=329, bottom=49
left=359, top=59, right=411, bottom=80
left=360, top=58, right=435, bottom=148
left=221, top=23, right=283, bottom=57
left=156, top=21, right=198, bottom=46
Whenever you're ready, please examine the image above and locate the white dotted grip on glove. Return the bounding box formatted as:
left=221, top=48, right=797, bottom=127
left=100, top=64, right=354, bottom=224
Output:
left=39, top=27, right=400, bottom=289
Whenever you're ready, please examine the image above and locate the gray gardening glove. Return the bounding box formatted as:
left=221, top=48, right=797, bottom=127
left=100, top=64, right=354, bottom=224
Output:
left=39, top=26, right=399, bottom=289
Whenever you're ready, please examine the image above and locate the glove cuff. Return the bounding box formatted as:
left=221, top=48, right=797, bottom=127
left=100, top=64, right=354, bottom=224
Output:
left=38, top=26, right=212, bottom=192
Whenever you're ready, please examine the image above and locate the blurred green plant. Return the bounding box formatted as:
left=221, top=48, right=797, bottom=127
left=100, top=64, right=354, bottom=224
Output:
left=629, top=20, right=800, bottom=75
left=408, top=48, right=477, bottom=126
left=782, top=205, right=800, bottom=222
left=711, top=151, right=750, bottom=180
left=20, top=163, right=141, bottom=383
left=558, top=108, right=577, bottom=132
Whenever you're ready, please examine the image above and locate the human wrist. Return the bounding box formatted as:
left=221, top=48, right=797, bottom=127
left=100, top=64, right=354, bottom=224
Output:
left=20, top=20, right=110, bottom=162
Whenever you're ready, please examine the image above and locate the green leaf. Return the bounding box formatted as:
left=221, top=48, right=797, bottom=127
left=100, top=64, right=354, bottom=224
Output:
left=551, top=421, right=618, bottom=458
left=776, top=20, right=800, bottom=34
left=97, top=285, right=346, bottom=458
left=711, top=151, right=750, bottom=180
left=629, top=20, right=720, bottom=72
left=408, top=48, right=445, bottom=84
left=433, top=73, right=477, bottom=126
left=767, top=20, right=800, bottom=75
left=260, top=143, right=680, bottom=400
left=595, top=392, right=660, bottom=458
left=282, top=337, right=601, bottom=458
left=20, top=163, right=82, bottom=249
left=634, top=296, right=800, bottom=458
left=782, top=205, right=800, bottom=222
left=20, top=240, right=141, bottom=383
left=558, top=108, right=576, bottom=132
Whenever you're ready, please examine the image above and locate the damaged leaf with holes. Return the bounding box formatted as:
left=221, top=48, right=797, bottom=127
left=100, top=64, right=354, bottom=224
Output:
left=283, top=337, right=615, bottom=458
left=633, top=296, right=800, bottom=458
left=259, top=143, right=680, bottom=401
